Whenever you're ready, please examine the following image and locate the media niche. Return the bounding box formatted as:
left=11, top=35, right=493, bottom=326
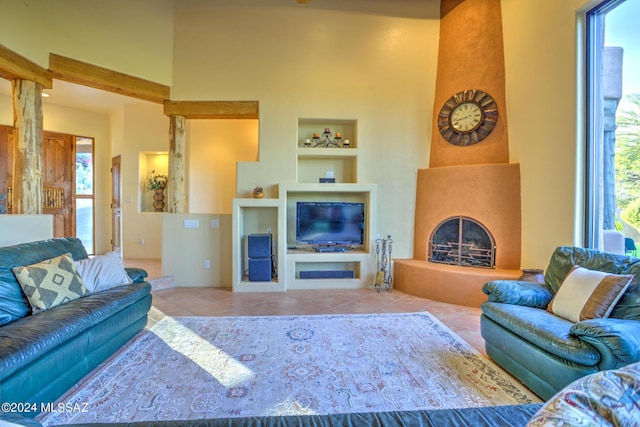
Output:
left=296, top=202, right=365, bottom=252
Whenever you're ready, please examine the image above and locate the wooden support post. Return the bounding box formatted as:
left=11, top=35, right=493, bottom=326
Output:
left=12, top=79, right=43, bottom=214
left=168, top=115, right=187, bottom=213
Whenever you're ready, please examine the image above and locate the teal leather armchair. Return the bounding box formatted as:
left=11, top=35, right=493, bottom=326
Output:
left=481, top=246, right=640, bottom=399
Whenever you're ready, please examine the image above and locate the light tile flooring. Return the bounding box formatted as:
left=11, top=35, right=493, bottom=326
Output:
left=124, top=259, right=486, bottom=355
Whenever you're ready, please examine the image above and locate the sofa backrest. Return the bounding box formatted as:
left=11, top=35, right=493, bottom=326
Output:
left=0, top=237, right=88, bottom=325
left=545, top=246, right=640, bottom=320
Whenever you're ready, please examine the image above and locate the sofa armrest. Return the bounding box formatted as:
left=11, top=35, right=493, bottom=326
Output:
left=482, top=280, right=553, bottom=308
left=125, top=267, right=148, bottom=283
left=570, top=319, right=640, bottom=369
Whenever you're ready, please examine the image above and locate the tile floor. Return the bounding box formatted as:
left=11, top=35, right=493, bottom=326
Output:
left=124, top=259, right=486, bottom=355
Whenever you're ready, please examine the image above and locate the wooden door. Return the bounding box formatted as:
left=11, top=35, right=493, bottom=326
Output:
left=42, top=133, right=75, bottom=237
left=111, top=155, right=122, bottom=253
left=0, top=126, right=75, bottom=238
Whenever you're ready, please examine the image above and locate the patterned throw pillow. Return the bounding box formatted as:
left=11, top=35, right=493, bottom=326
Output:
left=527, top=362, right=640, bottom=426
left=547, top=266, right=633, bottom=322
left=12, top=253, right=89, bottom=312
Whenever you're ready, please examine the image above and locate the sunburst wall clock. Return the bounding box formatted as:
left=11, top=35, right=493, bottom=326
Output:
left=437, top=89, right=498, bottom=146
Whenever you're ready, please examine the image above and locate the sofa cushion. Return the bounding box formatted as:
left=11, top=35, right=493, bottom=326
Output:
left=545, top=247, right=640, bottom=320
left=481, top=302, right=601, bottom=366
left=0, top=238, right=88, bottom=326
left=547, top=266, right=632, bottom=322
left=12, top=253, right=90, bottom=312
left=75, top=252, right=132, bottom=294
left=527, top=362, right=640, bottom=426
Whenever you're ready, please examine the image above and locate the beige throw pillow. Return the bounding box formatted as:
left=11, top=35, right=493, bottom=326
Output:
left=75, top=251, right=133, bottom=294
left=12, top=253, right=89, bottom=312
left=547, top=266, right=632, bottom=322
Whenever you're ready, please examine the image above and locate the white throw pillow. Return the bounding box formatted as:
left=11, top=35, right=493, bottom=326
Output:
left=75, top=251, right=133, bottom=294
left=547, top=266, right=632, bottom=322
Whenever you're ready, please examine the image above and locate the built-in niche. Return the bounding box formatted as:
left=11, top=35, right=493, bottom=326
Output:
left=139, top=152, right=168, bottom=213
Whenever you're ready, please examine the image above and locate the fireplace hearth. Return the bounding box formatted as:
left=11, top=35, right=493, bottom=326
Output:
left=429, top=216, right=495, bottom=268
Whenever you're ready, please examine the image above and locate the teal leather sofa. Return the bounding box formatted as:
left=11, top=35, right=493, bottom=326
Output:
left=4, top=405, right=544, bottom=427
left=481, top=246, right=640, bottom=399
left=0, top=237, right=152, bottom=417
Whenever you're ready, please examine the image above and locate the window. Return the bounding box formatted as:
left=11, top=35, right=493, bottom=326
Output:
left=76, top=137, right=94, bottom=254
left=586, top=0, right=640, bottom=254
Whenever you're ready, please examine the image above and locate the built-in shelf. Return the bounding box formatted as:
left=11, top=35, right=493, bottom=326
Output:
left=231, top=198, right=285, bottom=292
left=231, top=117, right=376, bottom=292
left=297, top=148, right=359, bottom=184
left=297, top=119, right=359, bottom=184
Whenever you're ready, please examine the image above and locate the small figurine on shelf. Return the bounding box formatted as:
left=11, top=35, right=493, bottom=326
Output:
left=252, top=186, right=264, bottom=199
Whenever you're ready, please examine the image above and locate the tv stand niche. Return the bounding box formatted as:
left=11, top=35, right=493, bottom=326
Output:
left=282, top=183, right=376, bottom=291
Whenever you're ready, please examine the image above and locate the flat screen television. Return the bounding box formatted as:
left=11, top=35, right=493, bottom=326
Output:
left=296, top=202, right=365, bottom=249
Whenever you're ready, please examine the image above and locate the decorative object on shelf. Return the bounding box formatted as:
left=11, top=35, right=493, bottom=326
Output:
left=437, top=89, right=498, bottom=146
left=252, top=186, right=265, bottom=199
left=152, top=189, right=165, bottom=212
left=375, top=235, right=393, bottom=293
left=147, top=170, right=168, bottom=212
left=307, top=128, right=349, bottom=148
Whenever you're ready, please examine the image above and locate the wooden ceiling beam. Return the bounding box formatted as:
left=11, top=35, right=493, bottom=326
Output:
left=48, top=53, right=170, bottom=104
left=163, top=100, right=259, bottom=119
left=0, top=44, right=52, bottom=88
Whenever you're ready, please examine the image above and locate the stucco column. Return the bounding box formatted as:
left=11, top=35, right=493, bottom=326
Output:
left=12, top=79, right=43, bottom=214
left=168, top=114, right=187, bottom=213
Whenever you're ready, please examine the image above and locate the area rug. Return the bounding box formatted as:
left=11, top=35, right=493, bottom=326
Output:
left=39, top=312, right=540, bottom=425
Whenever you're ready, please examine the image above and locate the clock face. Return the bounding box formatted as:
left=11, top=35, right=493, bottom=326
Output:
left=438, top=89, right=498, bottom=146
left=450, top=102, right=482, bottom=133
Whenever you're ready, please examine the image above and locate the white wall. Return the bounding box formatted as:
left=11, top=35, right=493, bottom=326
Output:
left=171, top=1, right=439, bottom=259
left=118, top=104, right=168, bottom=259
left=188, top=120, right=259, bottom=214
left=0, top=0, right=174, bottom=85
left=162, top=213, right=232, bottom=287
left=503, top=0, right=598, bottom=267
left=0, top=215, right=53, bottom=246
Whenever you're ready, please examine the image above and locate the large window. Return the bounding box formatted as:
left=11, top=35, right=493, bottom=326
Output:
left=586, top=0, right=640, bottom=255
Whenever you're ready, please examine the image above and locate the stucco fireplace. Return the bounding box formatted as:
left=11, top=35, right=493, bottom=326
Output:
left=393, top=0, right=523, bottom=307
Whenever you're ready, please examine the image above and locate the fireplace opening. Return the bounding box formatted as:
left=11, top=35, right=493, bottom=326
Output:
left=429, top=216, right=496, bottom=268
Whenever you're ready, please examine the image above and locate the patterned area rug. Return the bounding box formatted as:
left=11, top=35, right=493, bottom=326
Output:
left=40, top=312, right=540, bottom=425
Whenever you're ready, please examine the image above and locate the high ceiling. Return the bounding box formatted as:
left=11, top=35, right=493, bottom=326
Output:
left=0, top=79, right=151, bottom=115
left=0, top=0, right=440, bottom=114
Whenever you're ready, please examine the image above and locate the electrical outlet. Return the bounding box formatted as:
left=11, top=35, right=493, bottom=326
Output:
left=184, top=219, right=199, bottom=228
left=204, top=259, right=210, bottom=269
left=267, top=227, right=272, bottom=234
left=211, top=219, right=219, bottom=228
left=326, top=170, right=334, bottom=178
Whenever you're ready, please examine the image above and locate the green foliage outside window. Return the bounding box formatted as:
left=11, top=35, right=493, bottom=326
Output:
left=615, top=93, right=640, bottom=231
left=76, top=153, right=93, bottom=195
